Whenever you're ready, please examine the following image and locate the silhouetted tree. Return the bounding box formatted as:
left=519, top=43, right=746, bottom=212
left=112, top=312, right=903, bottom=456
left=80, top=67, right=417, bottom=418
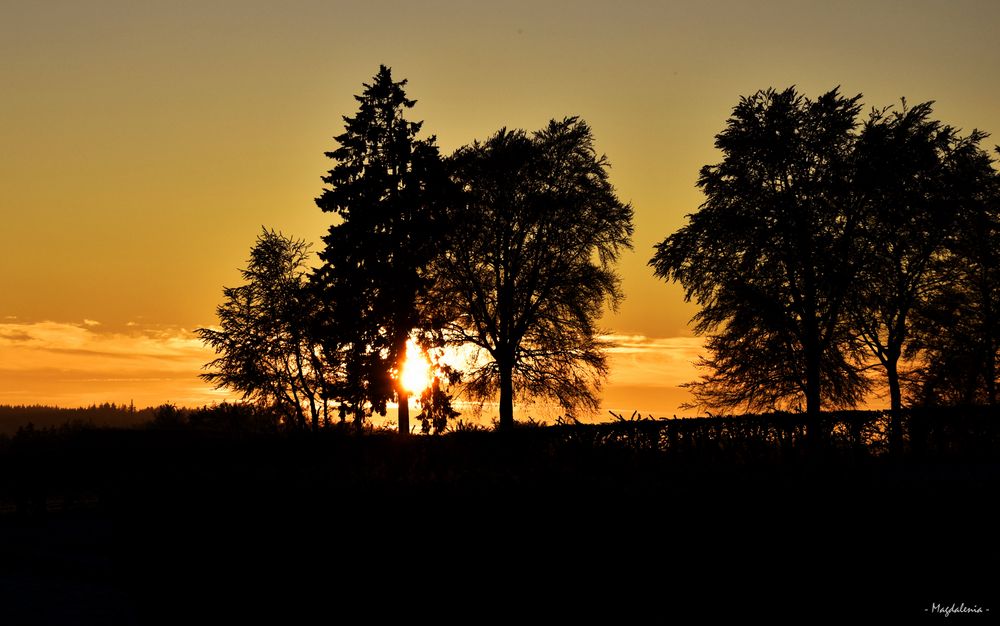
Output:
left=439, top=118, right=633, bottom=430
left=313, top=65, right=453, bottom=433
left=907, top=146, right=1000, bottom=406
left=850, top=102, right=991, bottom=428
left=651, top=88, right=869, bottom=420
left=415, top=376, right=461, bottom=434
left=198, top=229, right=332, bottom=430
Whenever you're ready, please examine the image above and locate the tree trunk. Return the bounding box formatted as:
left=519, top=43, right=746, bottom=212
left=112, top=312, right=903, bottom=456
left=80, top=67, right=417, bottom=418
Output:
left=981, top=277, right=996, bottom=405
left=802, top=298, right=823, bottom=445
left=806, top=350, right=822, bottom=412
left=397, top=334, right=411, bottom=435
left=805, top=346, right=823, bottom=445
left=398, top=390, right=410, bottom=435
left=308, top=395, right=319, bottom=432
left=985, top=341, right=997, bottom=406
left=887, top=362, right=902, bottom=412
left=498, top=360, right=514, bottom=431
left=886, top=355, right=904, bottom=454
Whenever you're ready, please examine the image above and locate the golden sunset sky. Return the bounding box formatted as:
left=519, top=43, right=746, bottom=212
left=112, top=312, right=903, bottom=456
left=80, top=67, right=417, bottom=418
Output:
left=2, top=1, right=999, bottom=417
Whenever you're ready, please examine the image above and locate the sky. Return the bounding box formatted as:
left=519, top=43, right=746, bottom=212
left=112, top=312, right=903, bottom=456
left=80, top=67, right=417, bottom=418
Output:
left=2, top=1, right=999, bottom=416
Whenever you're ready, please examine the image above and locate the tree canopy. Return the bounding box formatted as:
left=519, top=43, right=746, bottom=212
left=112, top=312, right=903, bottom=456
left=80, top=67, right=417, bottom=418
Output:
left=906, top=145, right=1000, bottom=406
left=438, top=118, right=633, bottom=429
left=651, top=87, right=869, bottom=418
left=651, top=86, right=1000, bottom=422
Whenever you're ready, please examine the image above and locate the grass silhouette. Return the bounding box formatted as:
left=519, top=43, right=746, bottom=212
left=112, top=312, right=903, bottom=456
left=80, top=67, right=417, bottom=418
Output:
left=1, top=406, right=996, bottom=622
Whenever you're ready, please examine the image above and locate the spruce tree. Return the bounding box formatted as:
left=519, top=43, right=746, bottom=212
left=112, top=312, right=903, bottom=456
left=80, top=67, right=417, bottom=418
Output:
left=314, top=65, right=449, bottom=433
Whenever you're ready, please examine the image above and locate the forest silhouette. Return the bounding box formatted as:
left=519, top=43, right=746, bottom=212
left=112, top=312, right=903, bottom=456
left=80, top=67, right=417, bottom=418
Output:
left=3, top=67, right=999, bottom=622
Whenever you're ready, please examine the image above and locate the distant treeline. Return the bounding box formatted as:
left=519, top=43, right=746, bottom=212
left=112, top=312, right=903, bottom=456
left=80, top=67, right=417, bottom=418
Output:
left=0, top=403, right=150, bottom=435
left=0, top=402, right=283, bottom=436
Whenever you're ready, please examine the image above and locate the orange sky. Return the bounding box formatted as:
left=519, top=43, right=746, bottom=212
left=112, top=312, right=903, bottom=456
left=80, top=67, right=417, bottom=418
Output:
left=2, top=1, right=999, bottom=416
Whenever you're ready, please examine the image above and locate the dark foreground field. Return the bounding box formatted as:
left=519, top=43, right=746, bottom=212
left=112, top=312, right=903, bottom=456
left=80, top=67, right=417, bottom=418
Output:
left=1, top=410, right=998, bottom=624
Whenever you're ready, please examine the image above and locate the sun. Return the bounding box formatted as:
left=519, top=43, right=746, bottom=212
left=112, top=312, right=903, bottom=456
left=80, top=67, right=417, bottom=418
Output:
left=400, top=338, right=433, bottom=396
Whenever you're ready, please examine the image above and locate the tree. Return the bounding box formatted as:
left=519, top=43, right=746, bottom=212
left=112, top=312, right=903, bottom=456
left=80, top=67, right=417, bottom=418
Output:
left=313, top=65, right=452, bottom=433
left=438, top=118, right=633, bottom=430
left=850, top=101, right=990, bottom=426
left=198, top=229, right=333, bottom=430
left=907, top=145, right=1000, bottom=406
left=650, top=87, right=869, bottom=420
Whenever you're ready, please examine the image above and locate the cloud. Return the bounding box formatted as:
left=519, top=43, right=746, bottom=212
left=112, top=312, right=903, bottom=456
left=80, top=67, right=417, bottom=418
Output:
left=0, top=321, right=205, bottom=360
left=590, top=334, right=706, bottom=417
left=83, top=319, right=101, bottom=327
left=0, top=320, right=230, bottom=407
left=601, top=334, right=704, bottom=387
left=0, top=330, right=32, bottom=342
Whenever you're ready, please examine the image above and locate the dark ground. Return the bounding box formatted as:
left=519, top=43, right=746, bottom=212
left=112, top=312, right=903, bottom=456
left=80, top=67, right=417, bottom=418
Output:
left=1, top=421, right=997, bottom=624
